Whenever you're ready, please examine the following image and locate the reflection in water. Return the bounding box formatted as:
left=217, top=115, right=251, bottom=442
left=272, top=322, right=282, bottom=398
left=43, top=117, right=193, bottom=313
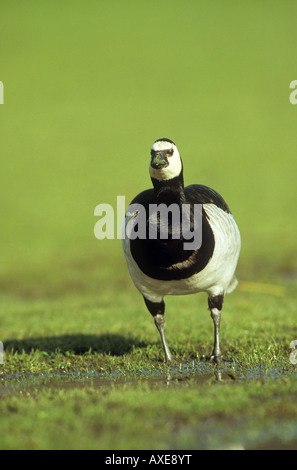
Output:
left=0, top=361, right=294, bottom=396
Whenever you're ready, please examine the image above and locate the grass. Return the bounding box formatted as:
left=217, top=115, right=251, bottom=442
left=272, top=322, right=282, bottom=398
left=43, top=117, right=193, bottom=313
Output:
left=1, top=274, right=297, bottom=449
left=1, top=0, right=297, bottom=450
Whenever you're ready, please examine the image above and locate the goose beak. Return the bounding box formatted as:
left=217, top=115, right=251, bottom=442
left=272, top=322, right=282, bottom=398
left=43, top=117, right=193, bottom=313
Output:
left=151, top=152, right=169, bottom=169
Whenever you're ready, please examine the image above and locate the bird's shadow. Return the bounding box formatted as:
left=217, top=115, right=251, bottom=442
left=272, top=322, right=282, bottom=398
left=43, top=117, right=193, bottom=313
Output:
left=4, top=334, right=149, bottom=356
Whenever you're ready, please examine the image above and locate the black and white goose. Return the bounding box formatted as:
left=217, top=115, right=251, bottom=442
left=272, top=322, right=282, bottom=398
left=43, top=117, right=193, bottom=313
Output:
left=122, top=138, right=241, bottom=363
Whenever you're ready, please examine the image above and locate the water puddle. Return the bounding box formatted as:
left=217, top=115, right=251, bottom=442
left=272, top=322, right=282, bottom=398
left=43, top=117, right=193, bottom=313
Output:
left=1, top=362, right=296, bottom=449
left=0, top=361, right=295, bottom=396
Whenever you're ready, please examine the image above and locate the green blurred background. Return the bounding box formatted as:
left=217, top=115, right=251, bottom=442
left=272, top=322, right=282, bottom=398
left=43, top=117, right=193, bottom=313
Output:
left=1, top=0, right=297, bottom=293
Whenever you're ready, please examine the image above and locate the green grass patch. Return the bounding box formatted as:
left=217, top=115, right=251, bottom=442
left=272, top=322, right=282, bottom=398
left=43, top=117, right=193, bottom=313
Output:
left=1, top=0, right=297, bottom=450
left=1, top=279, right=297, bottom=449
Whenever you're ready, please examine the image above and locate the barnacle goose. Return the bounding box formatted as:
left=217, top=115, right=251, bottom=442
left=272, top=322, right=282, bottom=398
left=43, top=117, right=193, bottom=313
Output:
left=122, top=138, right=241, bottom=363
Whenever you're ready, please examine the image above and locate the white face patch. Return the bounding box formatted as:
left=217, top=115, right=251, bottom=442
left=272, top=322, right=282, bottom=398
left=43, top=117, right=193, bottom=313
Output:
left=149, top=141, right=182, bottom=181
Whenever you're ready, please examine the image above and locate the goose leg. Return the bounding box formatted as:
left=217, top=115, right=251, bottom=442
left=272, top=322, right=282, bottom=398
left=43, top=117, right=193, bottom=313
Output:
left=208, top=294, right=224, bottom=363
left=143, top=297, right=173, bottom=362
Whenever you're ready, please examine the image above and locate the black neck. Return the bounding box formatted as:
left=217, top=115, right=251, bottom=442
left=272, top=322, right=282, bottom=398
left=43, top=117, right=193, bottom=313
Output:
left=151, top=172, right=185, bottom=205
